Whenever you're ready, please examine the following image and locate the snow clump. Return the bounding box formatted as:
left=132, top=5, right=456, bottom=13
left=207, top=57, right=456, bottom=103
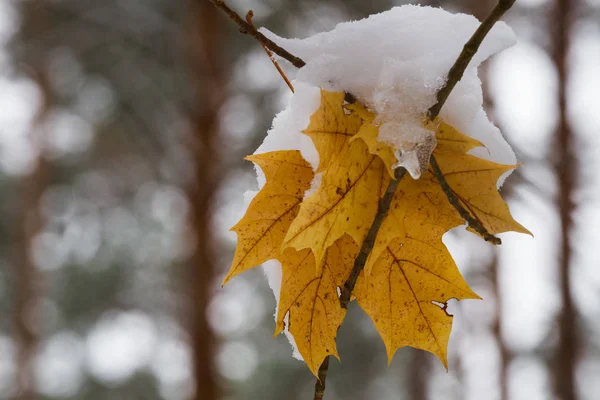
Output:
left=259, top=4, right=518, bottom=178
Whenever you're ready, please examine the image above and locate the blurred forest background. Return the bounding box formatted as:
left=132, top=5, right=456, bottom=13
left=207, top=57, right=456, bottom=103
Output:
left=0, top=0, right=599, bottom=399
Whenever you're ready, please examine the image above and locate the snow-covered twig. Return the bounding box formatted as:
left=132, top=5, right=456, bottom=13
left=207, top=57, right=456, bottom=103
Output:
left=427, top=0, right=516, bottom=120
left=209, top=0, right=306, bottom=68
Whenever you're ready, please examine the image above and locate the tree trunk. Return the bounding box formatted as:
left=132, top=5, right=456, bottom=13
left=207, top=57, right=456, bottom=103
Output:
left=186, top=1, right=225, bottom=400
left=489, top=253, right=509, bottom=400
left=14, top=70, right=51, bottom=400
left=479, top=60, right=510, bottom=400
left=408, top=350, right=428, bottom=400
left=469, top=1, right=511, bottom=398
left=553, top=0, right=577, bottom=399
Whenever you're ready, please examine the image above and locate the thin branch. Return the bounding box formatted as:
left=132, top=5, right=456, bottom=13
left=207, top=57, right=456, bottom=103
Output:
left=429, top=155, right=501, bottom=244
left=245, top=10, right=295, bottom=92
left=313, top=356, right=330, bottom=400
left=340, top=167, right=407, bottom=308
left=210, top=0, right=306, bottom=68
left=427, top=0, right=516, bottom=120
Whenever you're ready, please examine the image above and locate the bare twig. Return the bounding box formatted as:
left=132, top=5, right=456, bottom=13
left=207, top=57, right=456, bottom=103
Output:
left=210, top=0, right=306, bottom=68
left=245, top=10, right=295, bottom=92
left=429, top=156, right=501, bottom=244
left=339, top=167, right=407, bottom=308
left=313, top=356, right=330, bottom=400
left=427, top=0, right=516, bottom=120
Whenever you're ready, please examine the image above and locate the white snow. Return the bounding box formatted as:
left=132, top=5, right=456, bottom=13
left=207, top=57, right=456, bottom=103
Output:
left=262, top=259, right=303, bottom=361
left=261, top=5, right=518, bottom=177
left=254, top=82, right=321, bottom=182
left=245, top=5, right=519, bottom=356
left=303, top=172, right=322, bottom=199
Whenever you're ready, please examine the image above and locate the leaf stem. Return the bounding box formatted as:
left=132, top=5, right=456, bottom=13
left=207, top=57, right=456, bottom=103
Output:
left=209, top=0, right=306, bottom=68
left=429, top=155, right=501, bottom=244
left=313, top=356, right=330, bottom=400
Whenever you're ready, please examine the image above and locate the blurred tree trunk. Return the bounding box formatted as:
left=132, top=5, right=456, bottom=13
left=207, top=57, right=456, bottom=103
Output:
left=489, top=253, right=509, bottom=400
left=553, top=0, right=577, bottom=399
left=408, top=350, right=427, bottom=400
left=186, top=1, right=225, bottom=400
left=468, top=1, right=511, bottom=399
left=480, top=60, right=510, bottom=400
left=12, top=5, right=52, bottom=399
left=14, top=71, right=51, bottom=400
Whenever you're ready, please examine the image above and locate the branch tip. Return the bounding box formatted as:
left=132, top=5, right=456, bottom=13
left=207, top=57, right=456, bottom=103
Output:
left=210, top=0, right=306, bottom=68
left=245, top=9, right=295, bottom=92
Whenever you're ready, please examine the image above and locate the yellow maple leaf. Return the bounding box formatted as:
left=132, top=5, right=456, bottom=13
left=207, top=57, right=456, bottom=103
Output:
left=430, top=119, right=483, bottom=154
left=283, top=110, right=390, bottom=269
left=224, top=147, right=356, bottom=376
left=346, top=102, right=397, bottom=177
left=434, top=150, right=531, bottom=236
left=303, top=91, right=364, bottom=172
left=354, top=235, right=479, bottom=367
left=224, top=150, right=314, bottom=284
left=275, top=235, right=358, bottom=376
left=364, top=174, right=464, bottom=276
